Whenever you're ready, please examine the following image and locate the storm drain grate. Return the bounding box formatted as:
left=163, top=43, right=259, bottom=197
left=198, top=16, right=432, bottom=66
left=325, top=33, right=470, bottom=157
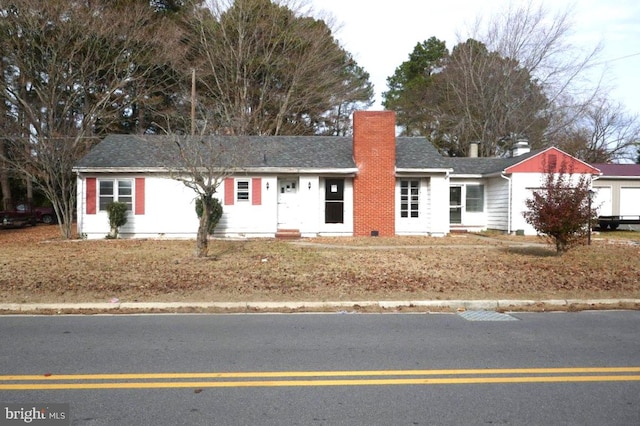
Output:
left=457, top=310, right=519, bottom=321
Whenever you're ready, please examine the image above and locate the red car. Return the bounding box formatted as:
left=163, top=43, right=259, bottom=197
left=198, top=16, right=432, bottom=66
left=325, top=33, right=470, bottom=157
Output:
left=0, top=204, right=56, bottom=228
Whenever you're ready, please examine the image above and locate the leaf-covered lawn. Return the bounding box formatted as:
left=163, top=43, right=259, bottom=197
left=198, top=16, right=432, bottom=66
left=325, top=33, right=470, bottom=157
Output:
left=1, top=225, right=639, bottom=304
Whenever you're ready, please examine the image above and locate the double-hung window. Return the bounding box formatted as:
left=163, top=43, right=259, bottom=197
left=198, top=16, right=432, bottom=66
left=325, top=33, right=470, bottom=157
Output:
left=465, top=185, right=484, bottom=212
left=400, top=180, right=419, bottom=218
left=99, top=179, right=133, bottom=211
left=236, top=179, right=250, bottom=202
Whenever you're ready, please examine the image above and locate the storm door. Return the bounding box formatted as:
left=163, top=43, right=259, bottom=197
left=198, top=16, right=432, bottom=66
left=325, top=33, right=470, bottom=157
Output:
left=449, top=186, right=462, bottom=224
left=277, top=178, right=299, bottom=228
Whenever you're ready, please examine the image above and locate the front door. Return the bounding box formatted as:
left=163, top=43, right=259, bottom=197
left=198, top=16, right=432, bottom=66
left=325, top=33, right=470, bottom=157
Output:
left=450, top=186, right=462, bottom=224
left=277, top=178, right=299, bottom=228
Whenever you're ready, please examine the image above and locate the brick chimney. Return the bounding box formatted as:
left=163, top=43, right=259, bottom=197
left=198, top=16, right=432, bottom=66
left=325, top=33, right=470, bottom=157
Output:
left=352, top=111, right=396, bottom=236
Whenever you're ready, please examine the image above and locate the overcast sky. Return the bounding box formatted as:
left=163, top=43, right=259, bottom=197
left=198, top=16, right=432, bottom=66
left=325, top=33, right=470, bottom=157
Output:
left=307, top=0, right=640, bottom=117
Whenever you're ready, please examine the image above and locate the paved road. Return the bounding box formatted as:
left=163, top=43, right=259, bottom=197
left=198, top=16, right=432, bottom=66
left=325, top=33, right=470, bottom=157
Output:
left=1, top=311, right=639, bottom=425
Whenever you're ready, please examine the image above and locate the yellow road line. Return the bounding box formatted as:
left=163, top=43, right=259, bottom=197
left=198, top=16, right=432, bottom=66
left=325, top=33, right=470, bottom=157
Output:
left=1, top=375, right=640, bottom=390
left=3, top=367, right=640, bottom=381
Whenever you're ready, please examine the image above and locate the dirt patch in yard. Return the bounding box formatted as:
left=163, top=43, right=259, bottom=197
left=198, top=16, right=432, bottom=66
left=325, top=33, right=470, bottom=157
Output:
left=1, top=225, right=639, bottom=308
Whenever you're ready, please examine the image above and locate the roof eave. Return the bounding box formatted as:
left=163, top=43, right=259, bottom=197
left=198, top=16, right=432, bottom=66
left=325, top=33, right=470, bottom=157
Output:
left=73, top=166, right=359, bottom=175
left=594, top=175, right=640, bottom=180
left=73, top=167, right=169, bottom=174
left=242, top=167, right=358, bottom=175
left=395, top=167, right=453, bottom=175
left=449, top=173, right=485, bottom=179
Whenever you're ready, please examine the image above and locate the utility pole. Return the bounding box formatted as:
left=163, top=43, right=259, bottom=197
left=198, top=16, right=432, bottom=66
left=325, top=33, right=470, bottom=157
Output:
left=191, top=68, right=196, bottom=136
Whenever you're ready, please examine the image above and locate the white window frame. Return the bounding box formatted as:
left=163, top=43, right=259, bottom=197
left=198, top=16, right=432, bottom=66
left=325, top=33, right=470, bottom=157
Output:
left=98, top=179, right=133, bottom=211
left=400, top=180, right=420, bottom=218
left=465, top=184, right=485, bottom=213
left=236, top=179, right=251, bottom=203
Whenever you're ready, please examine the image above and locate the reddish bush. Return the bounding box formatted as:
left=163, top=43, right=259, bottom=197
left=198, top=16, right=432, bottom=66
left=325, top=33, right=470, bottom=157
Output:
left=523, top=160, right=596, bottom=253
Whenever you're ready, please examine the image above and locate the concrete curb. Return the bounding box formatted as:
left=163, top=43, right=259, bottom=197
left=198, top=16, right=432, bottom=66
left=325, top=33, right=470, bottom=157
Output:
left=0, top=299, right=638, bottom=314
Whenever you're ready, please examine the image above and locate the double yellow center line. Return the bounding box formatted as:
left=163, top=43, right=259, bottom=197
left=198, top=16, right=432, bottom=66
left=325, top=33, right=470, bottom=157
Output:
left=2, top=367, right=640, bottom=390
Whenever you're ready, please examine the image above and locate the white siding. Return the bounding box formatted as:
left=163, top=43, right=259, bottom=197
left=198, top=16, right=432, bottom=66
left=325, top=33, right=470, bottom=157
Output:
left=79, top=174, right=202, bottom=239
left=510, top=173, right=545, bottom=235
left=316, top=178, right=354, bottom=236
left=298, top=176, right=320, bottom=236
left=429, top=174, right=449, bottom=236
left=449, top=178, right=487, bottom=232
left=509, top=173, right=589, bottom=236
left=486, top=176, right=510, bottom=231
left=134, top=175, right=199, bottom=237
left=395, top=178, right=429, bottom=235
left=77, top=174, right=325, bottom=239
left=216, top=176, right=277, bottom=238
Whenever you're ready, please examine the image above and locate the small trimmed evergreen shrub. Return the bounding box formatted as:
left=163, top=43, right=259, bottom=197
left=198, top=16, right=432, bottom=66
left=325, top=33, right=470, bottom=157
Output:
left=195, top=197, right=223, bottom=234
left=106, top=202, right=128, bottom=239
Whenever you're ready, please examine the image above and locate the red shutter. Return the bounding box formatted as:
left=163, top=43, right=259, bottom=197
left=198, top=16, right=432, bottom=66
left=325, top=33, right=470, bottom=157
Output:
left=86, top=178, right=96, bottom=214
left=252, top=178, right=262, bottom=205
left=135, top=178, right=145, bottom=215
left=224, top=178, right=234, bottom=205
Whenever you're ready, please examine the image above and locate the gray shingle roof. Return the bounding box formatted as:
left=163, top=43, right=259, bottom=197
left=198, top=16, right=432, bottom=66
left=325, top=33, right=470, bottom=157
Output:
left=75, top=133, right=538, bottom=175
left=395, top=137, right=452, bottom=169
left=75, top=134, right=357, bottom=170
left=446, top=150, right=539, bottom=175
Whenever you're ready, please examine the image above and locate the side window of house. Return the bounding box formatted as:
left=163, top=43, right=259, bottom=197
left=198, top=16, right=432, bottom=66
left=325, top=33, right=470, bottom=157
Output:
left=400, top=180, right=419, bottom=218
left=236, top=180, right=250, bottom=202
left=99, top=179, right=133, bottom=211
left=465, top=185, right=484, bottom=212
left=325, top=178, right=344, bottom=224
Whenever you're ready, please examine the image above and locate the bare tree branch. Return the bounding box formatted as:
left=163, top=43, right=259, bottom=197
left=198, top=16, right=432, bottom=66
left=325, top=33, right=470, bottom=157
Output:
left=0, top=0, right=184, bottom=238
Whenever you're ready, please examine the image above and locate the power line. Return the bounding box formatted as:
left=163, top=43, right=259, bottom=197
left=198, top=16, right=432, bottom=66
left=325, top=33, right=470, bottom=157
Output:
left=594, top=51, right=640, bottom=66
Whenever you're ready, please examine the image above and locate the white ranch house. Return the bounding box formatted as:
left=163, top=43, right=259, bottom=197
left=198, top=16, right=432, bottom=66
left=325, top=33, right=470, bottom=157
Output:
left=73, top=111, right=602, bottom=239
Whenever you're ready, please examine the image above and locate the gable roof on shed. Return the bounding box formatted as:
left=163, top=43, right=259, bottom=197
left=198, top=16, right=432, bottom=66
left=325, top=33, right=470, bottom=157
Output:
left=504, top=147, right=600, bottom=175
left=591, top=163, right=640, bottom=178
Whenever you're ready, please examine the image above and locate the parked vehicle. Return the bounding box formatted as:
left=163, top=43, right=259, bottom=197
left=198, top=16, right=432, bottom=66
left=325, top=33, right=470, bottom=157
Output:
left=597, top=215, right=640, bottom=230
left=0, top=204, right=56, bottom=228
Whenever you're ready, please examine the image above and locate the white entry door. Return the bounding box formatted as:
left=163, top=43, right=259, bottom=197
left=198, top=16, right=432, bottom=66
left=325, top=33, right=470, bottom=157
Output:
left=277, top=178, right=299, bottom=228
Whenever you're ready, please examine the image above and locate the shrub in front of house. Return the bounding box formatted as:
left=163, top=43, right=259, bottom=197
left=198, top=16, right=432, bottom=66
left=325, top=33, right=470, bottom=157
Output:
left=195, top=197, right=223, bottom=234
left=106, top=201, right=128, bottom=239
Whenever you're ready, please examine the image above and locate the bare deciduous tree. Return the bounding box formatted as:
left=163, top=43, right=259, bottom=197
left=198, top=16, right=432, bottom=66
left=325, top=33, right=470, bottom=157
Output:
left=166, top=131, right=247, bottom=257
left=0, top=0, right=183, bottom=238
left=385, top=1, right=607, bottom=157
left=465, top=0, right=604, bottom=143
left=554, top=98, right=640, bottom=163
left=432, top=39, right=549, bottom=157
left=188, top=0, right=373, bottom=136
